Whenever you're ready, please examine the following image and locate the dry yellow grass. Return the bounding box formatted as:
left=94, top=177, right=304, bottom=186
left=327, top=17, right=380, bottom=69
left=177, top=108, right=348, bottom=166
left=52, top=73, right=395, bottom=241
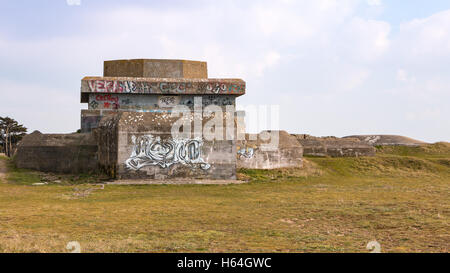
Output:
left=0, top=146, right=448, bottom=253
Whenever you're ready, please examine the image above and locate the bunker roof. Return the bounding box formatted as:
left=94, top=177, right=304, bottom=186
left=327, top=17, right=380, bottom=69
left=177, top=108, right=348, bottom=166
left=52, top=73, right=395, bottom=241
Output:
left=104, top=59, right=208, bottom=78
left=80, top=59, right=246, bottom=103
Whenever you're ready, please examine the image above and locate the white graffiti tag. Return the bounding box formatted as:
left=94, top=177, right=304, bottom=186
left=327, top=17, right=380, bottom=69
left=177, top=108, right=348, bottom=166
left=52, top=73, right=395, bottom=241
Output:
left=125, top=135, right=211, bottom=170
left=364, top=135, right=381, bottom=145
left=238, top=147, right=255, bottom=159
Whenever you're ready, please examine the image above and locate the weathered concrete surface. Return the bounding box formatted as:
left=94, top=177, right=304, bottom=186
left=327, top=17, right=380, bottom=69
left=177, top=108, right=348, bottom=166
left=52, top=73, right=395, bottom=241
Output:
left=96, top=112, right=237, bottom=180
left=80, top=77, right=246, bottom=100
left=80, top=75, right=245, bottom=133
left=293, top=134, right=375, bottom=157
left=237, top=131, right=303, bottom=169
left=344, top=135, right=428, bottom=146
left=14, top=131, right=98, bottom=173
left=104, top=59, right=208, bottom=79
left=87, top=94, right=237, bottom=110
left=81, top=93, right=239, bottom=133
left=80, top=109, right=121, bottom=133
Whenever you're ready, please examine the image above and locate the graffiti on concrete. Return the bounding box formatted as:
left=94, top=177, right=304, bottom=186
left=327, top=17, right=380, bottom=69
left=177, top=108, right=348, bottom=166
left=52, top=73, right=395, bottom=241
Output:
left=160, top=82, right=193, bottom=93
left=237, top=147, right=255, bottom=159
left=364, top=135, right=381, bottom=145
left=125, top=134, right=211, bottom=170
left=89, top=94, right=234, bottom=110
left=89, top=100, right=99, bottom=109
left=89, top=94, right=120, bottom=110
left=85, top=79, right=245, bottom=95
left=95, top=94, right=119, bottom=104
left=202, top=83, right=227, bottom=94
left=158, top=96, right=179, bottom=108
left=202, top=95, right=234, bottom=107
left=180, top=95, right=234, bottom=108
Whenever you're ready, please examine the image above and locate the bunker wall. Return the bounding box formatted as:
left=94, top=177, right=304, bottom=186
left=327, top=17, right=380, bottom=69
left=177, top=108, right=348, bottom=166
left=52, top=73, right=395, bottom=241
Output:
left=14, top=131, right=98, bottom=174
left=237, top=131, right=303, bottom=169
left=96, top=112, right=237, bottom=180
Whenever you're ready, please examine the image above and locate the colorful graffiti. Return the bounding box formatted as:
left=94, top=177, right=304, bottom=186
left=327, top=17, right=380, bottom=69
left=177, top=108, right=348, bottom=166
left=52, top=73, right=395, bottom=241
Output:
left=89, top=94, right=235, bottom=110
left=88, top=94, right=121, bottom=109
left=85, top=79, right=245, bottom=95
left=95, top=94, right=119, bottom=103
left=125, top=134, right=211, bottom=170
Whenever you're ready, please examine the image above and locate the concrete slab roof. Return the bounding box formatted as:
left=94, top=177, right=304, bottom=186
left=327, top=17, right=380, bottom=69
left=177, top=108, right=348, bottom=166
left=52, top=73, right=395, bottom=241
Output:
left=104, top=59, right=208, bottom=78
left=80, top=77, right=246, bottom=102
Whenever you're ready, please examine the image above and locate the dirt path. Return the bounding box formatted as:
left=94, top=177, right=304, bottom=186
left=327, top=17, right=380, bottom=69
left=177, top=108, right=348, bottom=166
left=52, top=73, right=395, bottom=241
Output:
left=0, top=155, right=7, bottom=182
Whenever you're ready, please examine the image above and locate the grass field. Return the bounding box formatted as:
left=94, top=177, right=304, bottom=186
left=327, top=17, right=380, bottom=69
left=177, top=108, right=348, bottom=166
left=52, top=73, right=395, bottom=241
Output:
left=0, top=144, right=448, bottom=253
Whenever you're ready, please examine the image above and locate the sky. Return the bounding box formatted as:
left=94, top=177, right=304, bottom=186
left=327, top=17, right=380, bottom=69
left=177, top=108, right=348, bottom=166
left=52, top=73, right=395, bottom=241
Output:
left=0, top=0, right=449, bottom=142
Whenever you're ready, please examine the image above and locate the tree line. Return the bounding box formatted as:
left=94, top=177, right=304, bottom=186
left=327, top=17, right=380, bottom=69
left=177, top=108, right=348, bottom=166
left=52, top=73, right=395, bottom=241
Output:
left=0, top=117, right=27, bottom=157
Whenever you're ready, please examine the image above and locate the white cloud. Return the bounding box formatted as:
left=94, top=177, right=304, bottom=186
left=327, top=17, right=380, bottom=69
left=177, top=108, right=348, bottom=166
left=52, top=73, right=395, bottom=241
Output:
left=342, top=18, right=391, bottom=62
left=397, top=10, right=450, bottom=59
left=255, top=51, right=281, bottom=77
left=396, top=69, right=408, bottom=82
left=367, top=0, right=382, bottom=6
left=0, top=1, right=449, bottom=142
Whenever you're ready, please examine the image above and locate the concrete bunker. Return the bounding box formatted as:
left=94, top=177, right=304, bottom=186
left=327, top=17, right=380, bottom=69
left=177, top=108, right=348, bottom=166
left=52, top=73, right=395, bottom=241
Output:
left=16, top=59, right=262, bottom=180
left=292, top=134, right=376, bottom=157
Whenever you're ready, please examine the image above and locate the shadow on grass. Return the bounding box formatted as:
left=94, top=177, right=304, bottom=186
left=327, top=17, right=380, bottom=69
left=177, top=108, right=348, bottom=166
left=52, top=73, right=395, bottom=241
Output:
left=0, top=156, right=109, bottom=186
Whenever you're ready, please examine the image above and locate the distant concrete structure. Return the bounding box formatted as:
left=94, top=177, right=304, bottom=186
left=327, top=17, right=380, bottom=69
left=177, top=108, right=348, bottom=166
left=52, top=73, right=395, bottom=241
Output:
left=237, top=131, right=303, bottom=169
left=344, top=135, right=427, bottom=147
left=293, top=134, right=376, bottom=157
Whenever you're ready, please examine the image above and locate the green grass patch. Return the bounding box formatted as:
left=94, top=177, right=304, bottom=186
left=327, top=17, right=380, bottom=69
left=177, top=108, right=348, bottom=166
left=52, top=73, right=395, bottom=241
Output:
left=3, top=157, right=41, bottom=185
left=0, top=156, right=109, bottom=185
left=376, top=142, right=450, bottom=158
left=0, top=144, right=448, bottom=253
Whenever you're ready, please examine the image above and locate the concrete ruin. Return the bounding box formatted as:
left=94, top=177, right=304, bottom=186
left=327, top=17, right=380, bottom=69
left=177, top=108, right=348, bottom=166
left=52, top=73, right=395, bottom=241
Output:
left=237, top=131, right=303, bottom=169
left=85, top=59, right=246, bottom=180
left=15, top=131, right=98, bottom=173
left=16, top=59, right=251, bottom=180
left=16, top=58, right=387, bottom=180
left=344, top=135, right=427, bottom=147
left=293, top=134, right=376, bottom=157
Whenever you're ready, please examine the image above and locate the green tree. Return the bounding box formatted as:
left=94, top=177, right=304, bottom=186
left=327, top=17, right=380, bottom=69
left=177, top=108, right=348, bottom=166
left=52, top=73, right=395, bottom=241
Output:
left=0, top=117, right=27, bottom=157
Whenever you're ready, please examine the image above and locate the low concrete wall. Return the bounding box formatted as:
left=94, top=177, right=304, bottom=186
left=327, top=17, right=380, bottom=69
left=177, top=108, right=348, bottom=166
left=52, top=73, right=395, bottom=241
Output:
left=237, top=131, right=303, bottom=169
left=14, top=131, right=98, bottom=173
left=293, top=134, right=375, bottom=157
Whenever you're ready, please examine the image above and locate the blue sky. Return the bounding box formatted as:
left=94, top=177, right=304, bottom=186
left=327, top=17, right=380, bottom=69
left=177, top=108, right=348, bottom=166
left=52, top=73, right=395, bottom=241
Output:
left=0, top=0, right=449, bottom=142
